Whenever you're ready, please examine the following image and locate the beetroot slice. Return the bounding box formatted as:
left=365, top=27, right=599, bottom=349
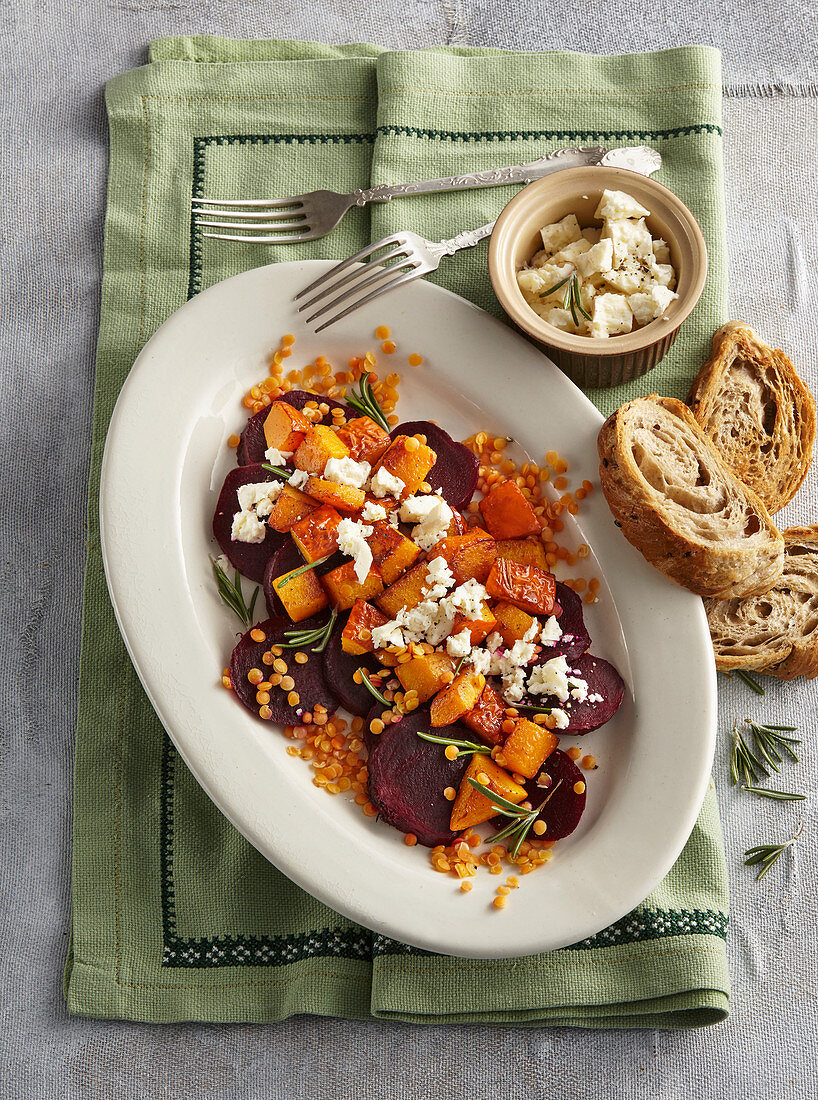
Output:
left=229, top=615, right=338, bottom=725
left=523, top=651, right=625, bottom=733
left=366, top=708, right=470, bottom=847
left=237, top=390, right=351, bottom=465
left=514, top=749, right=586, bottom=842
left=263, top=541, right=344, bottom=617
left=535, top=582, right=591, bottom=661
left=391, top=420, right=478, bottom=511
left=323, top=618, right=381, bottom=716
left=212, top=464, right=288, bottom=583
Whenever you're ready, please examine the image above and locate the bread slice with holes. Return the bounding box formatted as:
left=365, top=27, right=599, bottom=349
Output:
left=706, top=525, right=818, bottom=678
left=687, top=322, right=816, bottom=514
left=598, top=395, right=784, bottom=599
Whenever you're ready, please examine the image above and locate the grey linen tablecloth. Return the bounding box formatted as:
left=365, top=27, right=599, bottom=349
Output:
left=2, top=0, right=817, bottom=1095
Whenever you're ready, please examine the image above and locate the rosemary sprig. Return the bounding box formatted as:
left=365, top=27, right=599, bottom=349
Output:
left=730, top=720, right=765, bottom=787
left=346, top=371, right=390, bottom=432
left=274, top=554, right=332, bottom=591
left=744, top=826, right=803, bottom=881
left=211, top=558, right=259, bottom=628
left=729, top=669, right=766, bottom=695
left=569, top=275, right=592, bottom=324
left=741, top=785, right=806, bottom=802
left=454, top=654, right=468, bottom=676
left=746, top=720, right=800, bottom=770
left=278, top=607, right=338, bottom=654
left=537, top=273, right=572, bottom=299
left=479, top=778, right=564, bottom=858
left=416, top=731, right=491, bottom=757
left=261, top=464, right=291, bottom=479
left=358, top=668, right=391, bottom=707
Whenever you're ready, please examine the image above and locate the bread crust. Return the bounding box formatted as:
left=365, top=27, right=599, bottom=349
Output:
left=598, top=395, right=784, bottom=599
left=687, top=321, right=816, bottom=513
left=706, top=525, right=818, bottom=679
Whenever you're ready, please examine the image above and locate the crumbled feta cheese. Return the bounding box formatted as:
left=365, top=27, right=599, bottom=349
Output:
left=443, top=578, right=490, bottom=620
left=594, top=188, right=651, bottom=221
left=539, top=615, right=562, bottom=644
left=602, top=262, right=653, bottom=296
left=288, top=468, right=309, bottom=490
left=551, top=708, right=569, bottom=729
left=369, top=467, right=405, bottom=499
left=361, top=501, right=387, bottom=523
left=323, top=456, right=371, bottom=489
left=648, top=262, right=676, bottom=290
left=552, top=238, right=591, bottom=265
left=502, top=667, right=527, bottom=703
left=541, top=306, right=579, bottom=333
left=588, top=692, right=604, bottom=704
left=446, top=629, right=473, bottom=659
left=652, top=238, right=671, bottom=264
left=236, top=481, right=283, bottom=517
left=336, top=518, right=374, bottom=583
left=569, top=677, right=589, bottom=702
left=628, top=285, right=678, bottom=327
left=590, top=293, right=634, bottom=339
left=371, top=620, right=405, bottom=649
left=528, top=655, right=570, bottom=702
left=470, top=647, right=491, bottom=676
left=516, top=268, right=550, bottom=296
left=231, top=509, right=267, bottom=544
left=601, top=217, right=653, bottom=266
left=522, top=620, right=540, bottom=644
left=214, top=553, right=231, bottom=573
left=400, top=494, right=453, bottom=552
left=539, top=213, right=582, bottom=254
left=574, top=237, right=613, bottom=279
left=264, top=446, right=292, bottom=466
left=423, top=556, right=456, bottom=601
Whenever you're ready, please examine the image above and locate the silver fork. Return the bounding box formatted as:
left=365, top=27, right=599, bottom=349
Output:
left=295, top=144, right=663, bottom=331
left=295, top=224, right=496, bottom=331
left=193, top=145, right=662, bottom=244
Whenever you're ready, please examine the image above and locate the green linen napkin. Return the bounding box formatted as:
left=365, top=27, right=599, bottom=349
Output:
left=66, top=38, right=730, bottom=1027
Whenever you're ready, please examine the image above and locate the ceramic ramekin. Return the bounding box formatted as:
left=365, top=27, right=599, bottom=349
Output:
left=488, top=166, right=708, bottom=388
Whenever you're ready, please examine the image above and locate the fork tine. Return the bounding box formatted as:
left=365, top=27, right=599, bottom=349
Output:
left=313, top=266, right=422, bottom=332
left=194, top=196, right=306, bottom=208
left=192, top=206, right=306, bottom=222
left=302, top=258, right=416, bottom=323
left=202, top=230, right=315, bottom=244
left=296, top=243, right=409, bottom=312
left=196, top=219, right=309, bottom=232
left=293, top=236, right=407, bottom=300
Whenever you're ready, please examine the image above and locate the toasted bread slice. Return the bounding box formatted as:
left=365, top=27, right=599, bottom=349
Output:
left=598, top=395, right=784, bottom=599
left=706, top=526, right=818, bottom=679
left=687, top=322, right=816, bottom=513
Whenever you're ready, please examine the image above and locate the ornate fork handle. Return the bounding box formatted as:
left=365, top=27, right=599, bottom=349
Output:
left=431, top=222, right=497, bottom=258
left=354, top=146, right=610, bottom=205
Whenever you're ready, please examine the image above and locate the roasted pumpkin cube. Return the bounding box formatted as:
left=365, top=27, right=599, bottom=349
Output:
left=492, top=600, right=537, bottom=647
left=497, top=717, right=558, bottom=779
left=394, top=652, right=456, bottom=703
left=303, top=476, right=366, bottom=513
left=430, top=670, right=486, bottom=727
left=272, top=566, right=329, bottom=622
left=486, top=559, right=557, bottom=616
left=461, top=682, right=507, bottom=746
left=341, top=600, right=390, bottom=655
left=368, top=522, right=422, bottom=585
left=267, top=485, right=320, bottom=533
left=375, top=435, right=436, bottom=497
left=361, top=492, right=399, bottom=515
left=496, top=537, right=549, bottom=570
left=290, top=504, right=342, bottom=562
left=433, top=529, right=497, bottom=584
left=447, top=511, right=468, bottom=536
left=263, top=401, right=312, bottom=453
left=376, top=560, right=430, bottom=619
left=452, top=601, right=497, bottom=645
left=449, top=756, right=526, bottom=830
left=293, top=424, right=350, bottom=475
left=479, top=479, right=541, bottom=539
left=321, top=561, right=384, bottom=611
left=336, top=416, right=391, bottom=465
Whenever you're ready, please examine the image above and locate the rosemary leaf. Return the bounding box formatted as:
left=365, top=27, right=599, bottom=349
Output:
left=274, top=554, right=331, bottom=591
left=260, top=464, right=291, bottom=479
left=211, top=559, right=259, bottom=628
left=346, top=371, right=390, bottom=432
left=278, top=607, right=338, bottom=653
left=358, top=668, right=391, bottom=707
left=454, top=654, right=468, bottom=676
left=741, top=785, right=806, bottom=802
left=733, top=670, right=765, bottom=695
left=416, top=730, right=491, bottom=757
left=743, top=834, right=800, bottom=882
left=730, top=721, right=765, bottom=787
left=572, top=275, right=593, bottom=322
left=466, top=778, right=531, bottom=818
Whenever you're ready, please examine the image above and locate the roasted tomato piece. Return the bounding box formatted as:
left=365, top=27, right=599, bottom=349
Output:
left=479, top=479, right=540, bottom=539
left=485, top=558, right=556, bottom=616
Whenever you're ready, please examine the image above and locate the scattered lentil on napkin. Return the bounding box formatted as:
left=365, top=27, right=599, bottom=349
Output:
left=66, top=38, right=730, bottom=1026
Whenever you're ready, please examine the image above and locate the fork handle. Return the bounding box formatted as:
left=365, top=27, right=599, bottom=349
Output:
left=354, top=147, right=609, bottom=205
left=436, top=222, right=497, bottom=256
